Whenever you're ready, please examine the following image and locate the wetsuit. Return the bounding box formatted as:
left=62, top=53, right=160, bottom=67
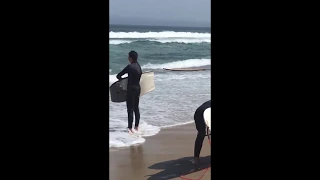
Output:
left=194, top=100, right=211, bottom=158
left=117, top=62, right=142, bottom=129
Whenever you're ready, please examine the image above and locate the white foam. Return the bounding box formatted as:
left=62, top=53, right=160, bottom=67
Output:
left=161, top=121, right=194, bottom=128
left=109, top=31, right=210, bottom=39
left=141, top=59, right=211, bottom=69
left=109, top=38, right=210, bottom=45
left=148, top=38, right=211, bottom=44
left=109, top=131, right=145, bottom=148
left=109, top=122, right=160, bottom=148
left=156, top=73, right=210, bottom=81
left=109, top=63, right=210, bottom=85
left=109, top=40, right=133, bottom=45
left=134, top=122, right=161, bottom=137
left=109, top=121, right=195, bottom=148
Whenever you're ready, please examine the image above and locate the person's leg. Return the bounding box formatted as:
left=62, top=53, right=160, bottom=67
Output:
left=126, top=91, right=134, bottom=130
left=194, top=116, right=206, bottom=159
left=133, top=95, right=140, bottom=130
left=133, top=87, right=140, bottom=130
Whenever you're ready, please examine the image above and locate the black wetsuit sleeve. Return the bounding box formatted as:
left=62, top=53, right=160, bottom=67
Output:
left=116, top=65, right=130, bottom=80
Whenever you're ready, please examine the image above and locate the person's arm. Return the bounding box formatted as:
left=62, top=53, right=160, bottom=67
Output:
left=116, top=65, right=130, bottom=80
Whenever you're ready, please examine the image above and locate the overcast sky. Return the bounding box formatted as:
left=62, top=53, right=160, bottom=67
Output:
left=110, top=0, right=210, bottom=27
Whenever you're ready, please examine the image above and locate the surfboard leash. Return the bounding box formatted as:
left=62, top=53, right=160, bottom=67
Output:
left=180, top=127, right=211, bottom=180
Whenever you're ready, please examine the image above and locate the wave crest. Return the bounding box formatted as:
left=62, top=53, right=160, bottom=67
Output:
left=141, top=59, right=211, bottom=69
left=109, top=31, right=210, bottom=39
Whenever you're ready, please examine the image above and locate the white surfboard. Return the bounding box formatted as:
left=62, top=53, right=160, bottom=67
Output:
left=110, top=71, right=155, bottom=102
left=203, top=108, right=211, bottom=131
left=138, top=71, right=155, bottom=96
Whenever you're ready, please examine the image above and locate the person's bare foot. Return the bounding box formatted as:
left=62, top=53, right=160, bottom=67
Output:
left=134, top=126, right=138, bottom=131
left=128, top=128, right=133, bottom=134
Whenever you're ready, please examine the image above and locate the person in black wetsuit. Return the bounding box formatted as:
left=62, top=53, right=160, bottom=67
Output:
left=193, top=100, right=211, bottom=164
left=116, top=51, right=142, bottom=133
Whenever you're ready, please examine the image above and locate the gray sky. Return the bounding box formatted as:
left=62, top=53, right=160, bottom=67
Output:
left=110, top=0, right=211, bottom=27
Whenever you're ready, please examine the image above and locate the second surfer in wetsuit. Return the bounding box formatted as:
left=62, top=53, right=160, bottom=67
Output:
left=193, top=100, right=211, bottom=165
left=116, top=51, right=142, bottom=133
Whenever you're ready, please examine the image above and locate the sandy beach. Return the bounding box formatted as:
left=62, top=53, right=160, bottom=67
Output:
left=109, top=124, right=211, bottom=180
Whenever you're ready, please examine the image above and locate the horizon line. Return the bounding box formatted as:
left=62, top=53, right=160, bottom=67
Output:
left=109, top=23, right=211, bottom=28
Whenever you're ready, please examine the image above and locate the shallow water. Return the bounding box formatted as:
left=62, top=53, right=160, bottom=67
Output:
left=109, top=25, right=211, bottom=148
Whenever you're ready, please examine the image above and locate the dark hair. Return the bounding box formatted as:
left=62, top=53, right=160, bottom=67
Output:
left=128, top=51, right=138, bottom=62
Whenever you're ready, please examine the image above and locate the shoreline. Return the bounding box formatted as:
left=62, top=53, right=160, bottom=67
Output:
left=109, top=121, right=194, bottom=150
left=109, top=123, right=211, bottom=180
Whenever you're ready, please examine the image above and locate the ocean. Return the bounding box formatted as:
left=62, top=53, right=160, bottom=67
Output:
left=109, top=24, right=211, bottom=148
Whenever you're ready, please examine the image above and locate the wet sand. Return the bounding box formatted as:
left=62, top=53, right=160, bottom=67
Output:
left=109, top=124, right=211, bottom=180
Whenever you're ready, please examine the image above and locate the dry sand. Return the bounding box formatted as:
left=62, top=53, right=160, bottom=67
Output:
left=109, top=124, right=211, bottom=180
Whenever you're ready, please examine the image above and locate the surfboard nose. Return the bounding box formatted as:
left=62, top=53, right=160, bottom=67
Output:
left=203, top=108, right=211, bottom=131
